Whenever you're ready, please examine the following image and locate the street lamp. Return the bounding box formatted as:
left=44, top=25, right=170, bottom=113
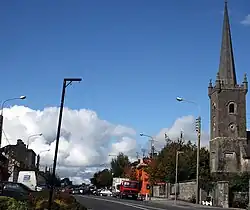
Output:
left=27, top=133, right=43, bottom=149
left=176, top=96, right=201, bottom=204
left=139, top=133, right=155, bottom=158
left=36, top=149, right=50, bottom=170
left=48, top=78, right=82, bottom=210
left=108, top=154, right=117, bottom=157
left=140, top=133, right=156, bottom=199
left=0, top=95, right=26, bottom=147
left=175, top=151, right=184, bottom=205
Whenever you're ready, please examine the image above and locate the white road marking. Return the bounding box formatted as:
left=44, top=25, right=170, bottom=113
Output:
left=79, top=195, right=168, bottom=210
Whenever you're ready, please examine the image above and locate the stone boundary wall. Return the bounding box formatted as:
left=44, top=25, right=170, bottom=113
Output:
left=153, top=181, right=207, bottom=203
left=178, top=181, right=196, bottom=201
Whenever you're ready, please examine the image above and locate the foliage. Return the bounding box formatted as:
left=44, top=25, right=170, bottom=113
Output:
left=0, top=190, right=86, bottom=210
left=90, top=153, right=135, bottom=187
left=145, top=138, right=211, bottom=186
left=0, top=196, right=30, bottom=210
left=229, top=172, right=250, bottom=192
left=111, top=152, right=130, bottom=177
left=33, top=191, right=87, bottom=210
left=90, top=169, right=113, bottom=188
left=41, top=171, right=61, bottom=187
left=199, top=147, right=213, bottom=192
left=227, top=172, right=250, bottom=209
left=60, top=177, right=72, bottom=186
left=124, top=166, right=137, bottom=180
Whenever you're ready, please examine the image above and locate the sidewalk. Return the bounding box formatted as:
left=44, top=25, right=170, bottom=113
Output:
left=149, top=197, right=246, bottom=210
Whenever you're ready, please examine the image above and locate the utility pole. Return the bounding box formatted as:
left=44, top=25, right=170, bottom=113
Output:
left=141, top=148, right=146, bottom=158
left=136, top=152, right=139, bottom=159
left=175, top=151, right=184, bottom=205
left=151, top=142, right=155, bottom=158
left=48, top=78, right=81, bottom=210
left=180, top=131, right=183, bottom=143
left=139, top=133, right=155, bottom=158
left=195, top=116, right=201, bottom=204
left=176, top=96, right=201, bottom=204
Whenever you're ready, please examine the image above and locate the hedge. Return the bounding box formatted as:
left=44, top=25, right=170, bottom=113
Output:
left=0, top=190, right=87, bottom=210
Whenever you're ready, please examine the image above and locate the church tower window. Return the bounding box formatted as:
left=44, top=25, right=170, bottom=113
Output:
left=228, top=102, right=236, bottom=114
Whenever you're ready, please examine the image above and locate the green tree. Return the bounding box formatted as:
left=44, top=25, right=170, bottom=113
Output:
left=199, top=147, right=213, bottom=192
left=145, top=138, right=211, bottom=185
left=90, top=169, right=113, bottom=188
left=124, top=166, right=137, bottom=180
left=111, top=153, right=130, bottom=177
left=41, top=171, right=61, bottom=187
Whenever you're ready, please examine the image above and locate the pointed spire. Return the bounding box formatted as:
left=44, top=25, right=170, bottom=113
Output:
left=218, top=0, right=237, bottom=86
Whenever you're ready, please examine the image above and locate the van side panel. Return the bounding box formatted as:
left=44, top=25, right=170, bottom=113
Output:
left=18, top=171, right=37, bottom=191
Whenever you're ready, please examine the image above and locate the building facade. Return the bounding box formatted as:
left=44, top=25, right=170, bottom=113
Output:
left=0, top=153, right=9, bottom=181
left=0, top=139, right=37, bottom=182
left=208, top=2, right=249, bottom=173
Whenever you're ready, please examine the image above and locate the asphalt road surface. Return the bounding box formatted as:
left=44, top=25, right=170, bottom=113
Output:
left=75, top=195, right=221, bottom=210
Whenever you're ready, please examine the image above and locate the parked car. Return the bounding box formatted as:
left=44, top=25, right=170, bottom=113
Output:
left=99, top=189, right=112, bottom=196
left=0, top=181, right=35, bottom=201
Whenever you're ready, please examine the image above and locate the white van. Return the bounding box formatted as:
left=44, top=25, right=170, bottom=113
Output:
left=17, top=171, right=42, bottom=191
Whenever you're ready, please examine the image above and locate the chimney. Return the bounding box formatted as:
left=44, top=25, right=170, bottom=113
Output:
left=16, top=139, right=23, bottom=145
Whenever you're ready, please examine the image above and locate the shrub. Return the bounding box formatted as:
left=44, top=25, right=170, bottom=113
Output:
left=1, top=190, right=87, bottom=210
left=0, top=196, right=30, bottom=210
left=32, top=190, right=87, bottom=210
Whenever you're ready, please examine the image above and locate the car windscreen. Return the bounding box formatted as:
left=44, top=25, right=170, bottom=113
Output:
left=123, top=181, right=138, bottom=189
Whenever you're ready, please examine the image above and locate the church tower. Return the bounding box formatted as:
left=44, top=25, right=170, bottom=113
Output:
left=208, top=1, right=248, bottom=173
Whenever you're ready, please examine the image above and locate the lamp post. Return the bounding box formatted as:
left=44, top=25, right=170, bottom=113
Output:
left=175, top=151, right=184, bottom=205
left=176, top=97, right=201, bottom=204
left=48, top=78, right=82, bottom=210
left=108, top=154, right=117, bottom=157
left=139, top=133, right=155, bottom=158
left=36, top=149, right=50, bottom=171
left=27, top=133, right=43, bottom=149
left=140, top=133, right=157, bottom=199
left=0, top=96, right=26, bottom=147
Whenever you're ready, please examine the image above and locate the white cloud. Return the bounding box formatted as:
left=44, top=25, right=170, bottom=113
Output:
left=241, top=14, right=250, bottom=26
left=150, top=116, right=209, bottom=153
left=2, top=105, right=137, bottom=184
left=2, top=106, right=209, bottom=184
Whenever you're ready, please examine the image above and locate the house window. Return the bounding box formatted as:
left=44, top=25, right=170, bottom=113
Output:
left=228, top=102, right=236, bottom=114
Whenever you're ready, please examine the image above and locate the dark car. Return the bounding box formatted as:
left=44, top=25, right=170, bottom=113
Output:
left=0, top=181, right=35, bottom=201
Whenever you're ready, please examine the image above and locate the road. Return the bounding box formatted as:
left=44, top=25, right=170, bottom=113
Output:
left=75, top=195, right=222, bottom=210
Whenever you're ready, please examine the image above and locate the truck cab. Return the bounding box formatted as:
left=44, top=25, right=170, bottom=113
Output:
left=119, top=180, right=139, bottom=200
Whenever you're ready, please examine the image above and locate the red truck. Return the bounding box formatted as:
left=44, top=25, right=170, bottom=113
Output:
left=119, top=180, right=140, bottom=200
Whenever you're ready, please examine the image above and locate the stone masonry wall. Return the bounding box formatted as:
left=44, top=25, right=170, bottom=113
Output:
left=178, top=181, right=196, bottom=201
left=153, top=181, right=210, bottom=203
left=166, top=181, right=207, bottom=202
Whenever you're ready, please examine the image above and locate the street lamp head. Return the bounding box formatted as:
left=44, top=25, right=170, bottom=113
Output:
left=19, top=96, right=26, bottom=100
left=139, top=133, right=144, bottom=136
left=176, top=97, right=183, bottom=102
left=64, top=78, right=82, bottom=82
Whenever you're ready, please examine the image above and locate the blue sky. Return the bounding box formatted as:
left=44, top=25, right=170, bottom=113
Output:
left=0, top=0, right=249, bottom=140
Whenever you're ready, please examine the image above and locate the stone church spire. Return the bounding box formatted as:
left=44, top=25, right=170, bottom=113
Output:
left=218, top=0, right=237, bottom=86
